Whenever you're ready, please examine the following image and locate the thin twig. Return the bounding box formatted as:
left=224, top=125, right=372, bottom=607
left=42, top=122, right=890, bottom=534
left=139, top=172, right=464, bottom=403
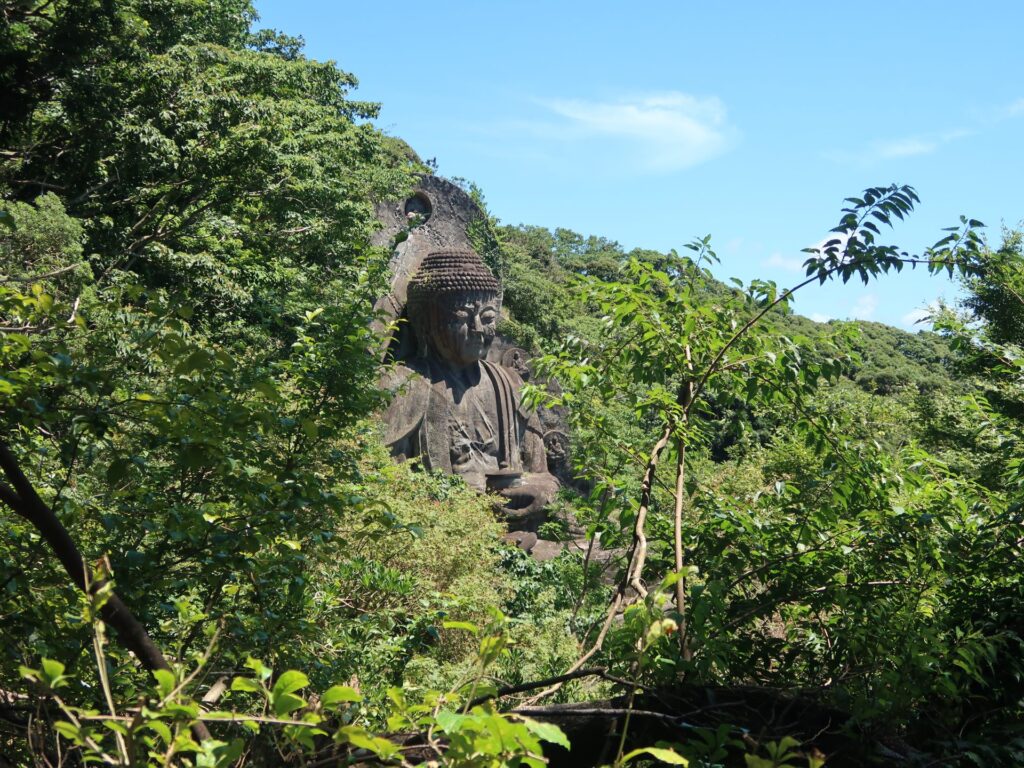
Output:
left=466, top=667, right=610, bottom=708
left=512, top=705, right=685, bottom=724
left=3, top=262, right=84, bottom=283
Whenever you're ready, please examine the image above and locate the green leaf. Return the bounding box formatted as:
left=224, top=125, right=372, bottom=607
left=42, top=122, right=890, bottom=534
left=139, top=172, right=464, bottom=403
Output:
left=244, top=657, right=272, bottom=681
left=660, top=571, right=683, bottom=590
left=153, top=668, right=176, bottom=698
left=521, top=718, right=571, bottom=749
left=174, top=350, right=211, bottom=375
left=230, top=677, right=261, bottom=693
left=479, top=633, right=506, bottom=665
left=622, top=746, right=689, bottom=765
left=272, top=692, right=306, bottom=716
left=321, top=685, right=361, bottom=708
left=146, top=720, right=173, bottom=745
left=339, top=726, right=399, bottom=758
left=442, top=620, right=478, bottom=634
left=272, top=670, right=309, bottom=697
left=106, top=457, right=131, bottom=484
left=254, top=379, right=280, bottom=400
left=40, top=658, right=66, bottom=688
left=104, top=720, right=129, bottom=736
left=433, top=710, right=467, bottom=733
left=53, top=721, right=81, bottom=741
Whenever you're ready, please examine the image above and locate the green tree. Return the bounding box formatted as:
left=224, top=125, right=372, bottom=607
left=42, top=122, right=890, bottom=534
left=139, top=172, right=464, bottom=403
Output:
left=0, top=2, right=430, bottom=761
left=525, top=189, right=1024, bottom=760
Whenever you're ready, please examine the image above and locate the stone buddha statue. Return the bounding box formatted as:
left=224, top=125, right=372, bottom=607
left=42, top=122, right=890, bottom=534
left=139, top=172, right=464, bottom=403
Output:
left=382, top=250, right=560, bottom=532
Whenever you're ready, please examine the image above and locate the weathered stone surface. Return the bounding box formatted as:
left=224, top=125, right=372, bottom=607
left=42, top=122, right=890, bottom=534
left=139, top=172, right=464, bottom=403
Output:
left=372, top=176, right=489, bottom=357
left=486, top=338, right=576, bottom=487
left=381, top=249, right=562, bottom=534
left=374, top=178, right=587, bottom=553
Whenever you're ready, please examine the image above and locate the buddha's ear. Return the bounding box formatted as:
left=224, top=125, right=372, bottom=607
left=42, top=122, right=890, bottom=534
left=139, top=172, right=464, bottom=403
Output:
left=484, top=291, right=502, bottom=315
left=410, top=312, right=431, bottom=358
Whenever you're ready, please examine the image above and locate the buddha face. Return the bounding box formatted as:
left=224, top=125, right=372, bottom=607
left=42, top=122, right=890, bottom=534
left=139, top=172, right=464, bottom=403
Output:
left=421, top=291, right=499, bottom=367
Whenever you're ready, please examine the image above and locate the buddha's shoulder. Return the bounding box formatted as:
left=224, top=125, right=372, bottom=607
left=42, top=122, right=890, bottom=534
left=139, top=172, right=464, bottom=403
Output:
left=380, top=359, right=431, bottom=395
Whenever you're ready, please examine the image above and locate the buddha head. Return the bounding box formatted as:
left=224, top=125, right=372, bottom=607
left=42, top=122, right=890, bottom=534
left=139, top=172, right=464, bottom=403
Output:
left=406, top=250, right=501, bottom=368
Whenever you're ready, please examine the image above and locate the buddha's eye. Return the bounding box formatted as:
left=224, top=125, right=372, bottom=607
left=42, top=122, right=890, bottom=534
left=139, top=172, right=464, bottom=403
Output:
left=453, top=309, right=471, bottom=321
left=480, top=310, right=497, bottom=324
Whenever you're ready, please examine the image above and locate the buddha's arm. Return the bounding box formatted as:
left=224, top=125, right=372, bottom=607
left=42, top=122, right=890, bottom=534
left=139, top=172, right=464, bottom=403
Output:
left=500, top=364, right=556, bottom=480
left=521, top=411, right=551, bottom=475
left=381, top=366, right=426, bottom=461
left=497, top=409, right=559, bottom=521
left=385, top=422, right=419, bottom=462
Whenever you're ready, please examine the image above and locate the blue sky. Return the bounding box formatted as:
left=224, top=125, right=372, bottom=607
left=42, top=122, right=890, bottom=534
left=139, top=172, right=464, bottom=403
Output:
left=255, top=1, right=1024, bottom=329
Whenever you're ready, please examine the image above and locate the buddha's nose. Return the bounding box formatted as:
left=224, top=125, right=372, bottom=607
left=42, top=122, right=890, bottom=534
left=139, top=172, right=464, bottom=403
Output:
left=471, top=314, right=484, bottom=332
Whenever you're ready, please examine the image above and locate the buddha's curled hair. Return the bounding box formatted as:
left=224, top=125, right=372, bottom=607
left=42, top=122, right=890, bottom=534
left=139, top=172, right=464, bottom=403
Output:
left=406, top=250, right=500, bottom=303
left=405, top=250, right=501, bottom=358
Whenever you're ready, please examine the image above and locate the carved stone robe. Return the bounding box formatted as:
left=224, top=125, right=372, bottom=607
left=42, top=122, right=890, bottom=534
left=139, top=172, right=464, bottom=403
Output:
left=382, top=358, right=549, bottom=492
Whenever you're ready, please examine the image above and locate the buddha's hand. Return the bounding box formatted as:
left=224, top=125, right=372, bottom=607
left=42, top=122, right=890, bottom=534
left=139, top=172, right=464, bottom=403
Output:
left=496, top=472, right=560, bottom=526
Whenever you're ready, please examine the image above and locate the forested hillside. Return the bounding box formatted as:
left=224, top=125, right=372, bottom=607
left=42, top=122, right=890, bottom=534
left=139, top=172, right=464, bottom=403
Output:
left=2, top=3, right=1023, bottom=766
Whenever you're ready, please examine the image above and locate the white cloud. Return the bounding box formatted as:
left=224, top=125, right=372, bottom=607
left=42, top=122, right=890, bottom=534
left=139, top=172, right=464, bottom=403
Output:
left=873, top=137, right=941, bottom=159
left=810, top=312, right=832, bottom=323
left=827, top=98, right=1021, bottom=167
left=723, top=236, right=744, bottom=254
left=851, top=294, right=878, bottom=320
left=1002, top=98, right=1024, bottom=117
left=541, top=92, right=734, bottom=172
left=805, top=231, right=851, bottom=257
left=809, top=232, right=849, bottom=250
left=828, top=129, right=969, bottom=164
left=901, top=303, right=941, bottom=329
left=763, top=252, right=806, bottom=273
left=966, top=98, right=1024, bottom=125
